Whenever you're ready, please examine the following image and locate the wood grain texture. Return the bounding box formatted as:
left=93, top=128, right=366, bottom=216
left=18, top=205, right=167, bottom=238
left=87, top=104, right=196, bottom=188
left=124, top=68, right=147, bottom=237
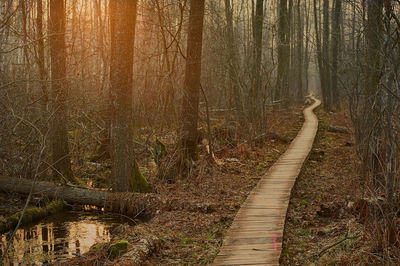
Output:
left=213, top=98, right=321, bottom=266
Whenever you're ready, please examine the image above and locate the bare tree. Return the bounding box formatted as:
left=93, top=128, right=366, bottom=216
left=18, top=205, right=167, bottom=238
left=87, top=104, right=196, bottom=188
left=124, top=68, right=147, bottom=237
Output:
left=276, top=0, right=289, bottom=103
left=361, top=0, right=384, bottom=187
left=296, top=0, right=304, bottom=102
left=36, top=0, right=48, bottom=111
left=249, top=0, right=264, bottom=118
left=331, top=0, right=341, bottom=108
left=110, top=0, right=139, bottom=192
left=322, top=0, right=331, bottom=110
left=224, top=0, right=243, bottom=114
left=179, top=0, right=205, bottom=161
left=49, top=0, right=74, bottom=182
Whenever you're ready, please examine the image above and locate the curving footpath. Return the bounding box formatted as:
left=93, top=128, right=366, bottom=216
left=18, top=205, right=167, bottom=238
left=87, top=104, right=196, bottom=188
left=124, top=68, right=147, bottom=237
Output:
left=213, top=98, right=321, bottom=266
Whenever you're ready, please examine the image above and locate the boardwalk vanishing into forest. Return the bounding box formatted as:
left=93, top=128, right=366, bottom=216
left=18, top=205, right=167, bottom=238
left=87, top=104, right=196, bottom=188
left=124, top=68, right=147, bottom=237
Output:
left=213, top=98, right=321, bottom=266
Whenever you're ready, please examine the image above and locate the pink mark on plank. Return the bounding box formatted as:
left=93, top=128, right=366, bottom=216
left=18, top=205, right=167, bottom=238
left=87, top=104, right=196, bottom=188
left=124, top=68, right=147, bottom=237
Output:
left=272, top=233, right=278, bottom=251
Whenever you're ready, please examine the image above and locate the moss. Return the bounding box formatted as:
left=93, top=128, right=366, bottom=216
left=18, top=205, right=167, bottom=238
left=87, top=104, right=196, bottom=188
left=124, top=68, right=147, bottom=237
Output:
left=108, top=240, right=129, bottom=259
left=72, top=176, right=86, bottom=186
left=46, top=200, right=67, bottom=214
left=0, top=200, right=67, bottom=234
left=21, top=207, right=47, bottom=223
left=9, top=213, right=20, bottom=225
left=130, top=159, right=152, bottom=193
left=300, top=199, right=308, bottom=206
left=10, top=207, right=47, bottom=225
left=256, top=163, right=266, bottom=171
left=90, top=243, right=106, bottom=252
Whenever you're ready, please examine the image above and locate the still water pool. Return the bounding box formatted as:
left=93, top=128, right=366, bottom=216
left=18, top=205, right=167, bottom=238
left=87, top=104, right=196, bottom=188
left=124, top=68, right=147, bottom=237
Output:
left=0, top=210, right=131, bottom=265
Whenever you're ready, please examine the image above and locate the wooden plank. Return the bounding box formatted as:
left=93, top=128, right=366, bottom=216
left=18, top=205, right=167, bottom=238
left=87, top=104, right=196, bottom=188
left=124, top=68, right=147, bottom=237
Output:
left=212, top=98, right=321, bottom=266
left=217, top=243, right=282, bottom=252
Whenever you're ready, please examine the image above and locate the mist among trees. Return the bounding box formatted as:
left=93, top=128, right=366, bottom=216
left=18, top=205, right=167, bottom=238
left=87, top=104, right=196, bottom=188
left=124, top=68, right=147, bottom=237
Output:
left=1, top=0, right=400, bottom=264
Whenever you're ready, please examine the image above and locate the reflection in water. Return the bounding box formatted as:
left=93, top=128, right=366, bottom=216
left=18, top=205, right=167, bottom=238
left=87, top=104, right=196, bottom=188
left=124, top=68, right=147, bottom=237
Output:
left=0, top=211, right=129, bottom=265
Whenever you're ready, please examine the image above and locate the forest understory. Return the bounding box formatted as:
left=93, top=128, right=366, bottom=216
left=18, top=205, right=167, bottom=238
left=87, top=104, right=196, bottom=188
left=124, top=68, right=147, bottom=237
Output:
left=282, top=108, right=400, bottom=266
left=1, top=106, right=304, bottom=265
left=1, top=0, right=400, bottom=264
left=69, top=106, right=305, bottom=265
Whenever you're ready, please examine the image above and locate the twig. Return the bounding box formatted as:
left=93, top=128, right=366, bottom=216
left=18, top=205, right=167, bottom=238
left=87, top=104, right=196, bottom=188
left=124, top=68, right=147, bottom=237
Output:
left=200, top=84, right=214, bottom=159
left=133, top=208, right=146, bottom=219
left=317, top=234, right=360, bottom=258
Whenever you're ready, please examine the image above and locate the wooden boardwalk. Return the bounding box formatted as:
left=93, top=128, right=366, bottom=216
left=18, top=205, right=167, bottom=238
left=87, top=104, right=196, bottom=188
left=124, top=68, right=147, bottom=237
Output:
left=213, top=98, right=321, bottom=266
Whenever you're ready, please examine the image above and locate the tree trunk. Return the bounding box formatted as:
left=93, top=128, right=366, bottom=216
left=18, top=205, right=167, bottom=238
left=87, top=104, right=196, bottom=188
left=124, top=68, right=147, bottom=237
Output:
left=296, top=0, right=304, bottom=102
left=276, top=0, right=289, bottom=102
left=288, top=0, right=294, bottom=100
left=304, top=0, right=310, bottom=93
left=331, top=0, right=341, bottom=108
left=20, top=0, right=31, bottom=95
left=49, top=0, right=74, bottom=181
left=224, top=0, right=243, bottom=114
left=365, top=0, right=384, bottom=98
left=36, top=0, right=48, bottom=106
left=322, top=0, right=331, bottom=110
left=179, top=0, right=205, bottom=161
left=94, top=0, right=111, bottom=161
left=249, top=0, right=263, bottom=119
left=109, top=0, right=137, bottom=192
left=363, top=0, right=384, bottom=189
left=313, top=0, right=325, bottom=107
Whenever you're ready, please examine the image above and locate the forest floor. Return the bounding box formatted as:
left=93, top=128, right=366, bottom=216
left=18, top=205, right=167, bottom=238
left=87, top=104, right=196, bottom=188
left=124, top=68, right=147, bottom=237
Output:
left=280, top=107, right=360, bottom=265
left=3, top=104, right=398, bottom=265
left=281, top=108, right=400, bottom=265
left=66, top=106, right=305, bottom=265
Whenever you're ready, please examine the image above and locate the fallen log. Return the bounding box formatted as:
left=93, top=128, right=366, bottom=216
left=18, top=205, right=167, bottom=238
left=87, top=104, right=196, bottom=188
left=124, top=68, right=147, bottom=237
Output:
left=120, top=235, right=160, bottom=264
left=0, top=177, right=107, bottom=206
left=0, top=177, right=215, bottom=217
left=0, top=177, right=161, bottom=217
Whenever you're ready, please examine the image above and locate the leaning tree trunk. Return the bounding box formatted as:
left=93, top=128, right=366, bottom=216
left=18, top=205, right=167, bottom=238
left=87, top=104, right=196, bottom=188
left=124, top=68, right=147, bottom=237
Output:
left=179, top=0, right=205, bottom=161
left=49, top=0, right=74, bottom=181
